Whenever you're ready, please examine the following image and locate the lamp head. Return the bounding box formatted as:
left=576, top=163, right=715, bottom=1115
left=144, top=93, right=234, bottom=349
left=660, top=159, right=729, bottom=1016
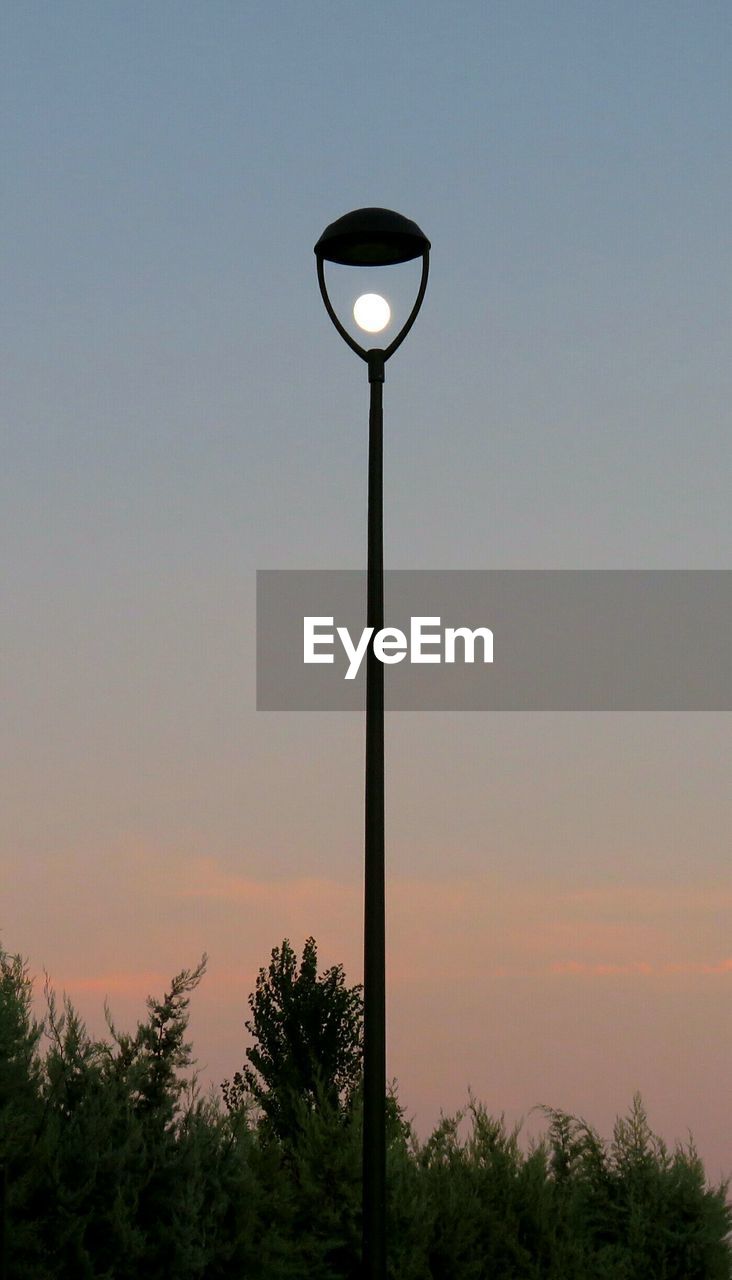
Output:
left=315, top=207, right=430, bottom=368
left=314, top=207, right=430, bottom=266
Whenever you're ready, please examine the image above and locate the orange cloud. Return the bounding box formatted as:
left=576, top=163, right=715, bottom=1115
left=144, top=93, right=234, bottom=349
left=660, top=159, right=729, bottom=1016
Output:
left=56, top=971, right=168, bottom=997
left=171, top=859, right=732, bottom=987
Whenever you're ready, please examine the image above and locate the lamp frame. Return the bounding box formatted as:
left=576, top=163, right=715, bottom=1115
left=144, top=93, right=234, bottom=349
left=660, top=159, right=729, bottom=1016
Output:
left=315, top=250, right=430, bottom=368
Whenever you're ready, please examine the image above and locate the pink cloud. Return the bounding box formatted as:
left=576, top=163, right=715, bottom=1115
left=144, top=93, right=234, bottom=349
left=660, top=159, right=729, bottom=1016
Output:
left=171, top=860, right=732, bottom=986
left=56, top=971, right=168, bottom=996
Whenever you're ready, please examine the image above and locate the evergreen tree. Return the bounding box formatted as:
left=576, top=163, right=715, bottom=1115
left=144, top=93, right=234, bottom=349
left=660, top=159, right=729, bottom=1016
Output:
left=40, top=957, right=207, bottom=1280
left=0, top=947, right=48, bottom=1278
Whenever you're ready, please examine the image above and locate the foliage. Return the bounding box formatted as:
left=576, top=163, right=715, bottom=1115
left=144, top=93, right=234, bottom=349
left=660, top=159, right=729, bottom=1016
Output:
left=0, top=935, right=729, bottom=1279
left=222, top=936, right=363, bottom=1139
left=536, top=1094, right=732, bottom=1279
left=0, top=949, right=47, bottom=1278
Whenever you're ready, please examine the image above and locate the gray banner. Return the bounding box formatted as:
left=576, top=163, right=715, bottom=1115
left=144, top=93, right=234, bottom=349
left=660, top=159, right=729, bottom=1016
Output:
left=256, top=570, right=732, bottom=710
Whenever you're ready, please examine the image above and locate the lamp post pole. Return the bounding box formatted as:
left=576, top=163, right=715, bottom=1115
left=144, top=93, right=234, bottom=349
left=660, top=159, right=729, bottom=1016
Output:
left=363, top=348, right=386, bottom=1279
left=314, top=209, right=429, bottom=1280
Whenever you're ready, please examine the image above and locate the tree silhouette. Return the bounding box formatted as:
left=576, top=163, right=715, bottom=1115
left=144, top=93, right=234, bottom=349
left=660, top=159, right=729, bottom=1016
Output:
left=1, top=933, right=730, bottom=1277
left=222, top=937, right=363, bottom=1139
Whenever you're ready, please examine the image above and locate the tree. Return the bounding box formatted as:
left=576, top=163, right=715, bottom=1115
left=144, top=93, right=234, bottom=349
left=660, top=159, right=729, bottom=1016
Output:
left=0, top=946, right=47, bottom=1278
left=538, top=1095, right=732, bottom=1279
left=222, top=938, right=363, bottom=1139
left=40, top=956, right=208, bottom=1280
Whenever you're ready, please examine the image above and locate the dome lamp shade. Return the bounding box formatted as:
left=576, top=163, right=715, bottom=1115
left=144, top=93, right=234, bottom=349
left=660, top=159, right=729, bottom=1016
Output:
left=314, top=207, right=430, bottom=266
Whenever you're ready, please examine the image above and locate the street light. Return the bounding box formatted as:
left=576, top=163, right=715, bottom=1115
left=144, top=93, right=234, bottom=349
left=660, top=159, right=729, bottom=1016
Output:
left=315, top=207, right=430, bottom=1280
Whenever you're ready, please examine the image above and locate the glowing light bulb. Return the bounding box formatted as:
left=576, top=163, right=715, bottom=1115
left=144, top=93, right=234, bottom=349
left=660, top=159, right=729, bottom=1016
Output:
left=353, top=293, right=391, bottom=334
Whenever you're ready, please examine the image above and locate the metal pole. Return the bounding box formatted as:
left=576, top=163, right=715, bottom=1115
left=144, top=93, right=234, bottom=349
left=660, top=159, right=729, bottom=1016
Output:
left=362, top=348, right=386, bottom=1279
left=0, top=1161, right=7, bottom=1280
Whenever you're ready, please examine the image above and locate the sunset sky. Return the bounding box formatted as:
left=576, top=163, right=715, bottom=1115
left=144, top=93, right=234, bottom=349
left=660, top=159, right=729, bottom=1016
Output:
left=3, top=2, right=732, bottom=1181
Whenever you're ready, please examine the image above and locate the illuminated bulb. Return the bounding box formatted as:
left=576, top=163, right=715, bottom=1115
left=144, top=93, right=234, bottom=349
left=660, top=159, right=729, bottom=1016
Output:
left=353, top=293, right=391, bottom=334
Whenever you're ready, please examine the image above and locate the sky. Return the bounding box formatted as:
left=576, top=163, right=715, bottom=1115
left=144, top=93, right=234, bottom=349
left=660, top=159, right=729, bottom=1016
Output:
left=2, top=1, right=732, bottom=1180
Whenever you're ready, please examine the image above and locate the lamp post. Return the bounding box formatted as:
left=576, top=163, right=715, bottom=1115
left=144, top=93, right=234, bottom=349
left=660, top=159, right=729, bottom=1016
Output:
left=314, top=208, right=430, bottom=1280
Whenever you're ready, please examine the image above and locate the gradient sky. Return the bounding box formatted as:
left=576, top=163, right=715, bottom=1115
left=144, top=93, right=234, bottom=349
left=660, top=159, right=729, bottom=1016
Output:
left=2, top=2, right=732, bottom=1180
